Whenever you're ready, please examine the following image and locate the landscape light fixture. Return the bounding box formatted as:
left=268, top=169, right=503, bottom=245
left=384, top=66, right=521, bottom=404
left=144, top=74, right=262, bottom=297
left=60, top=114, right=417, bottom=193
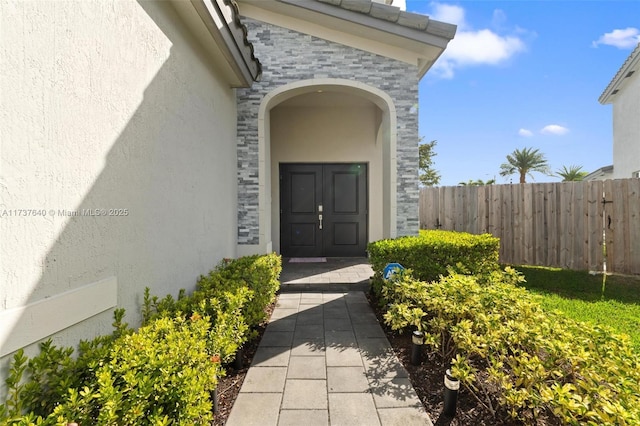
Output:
left=443, top=368, right=460, bottom=417
left=410, top=330, right=424, bottom=365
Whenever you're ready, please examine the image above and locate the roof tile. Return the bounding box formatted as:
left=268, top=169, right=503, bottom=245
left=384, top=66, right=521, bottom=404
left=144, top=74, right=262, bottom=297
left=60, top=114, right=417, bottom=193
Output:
left=397, top=11, right=428, bottom=30
left=369, top=2, right=401, bottom=22
left=341, top=0, right=373, bottom=14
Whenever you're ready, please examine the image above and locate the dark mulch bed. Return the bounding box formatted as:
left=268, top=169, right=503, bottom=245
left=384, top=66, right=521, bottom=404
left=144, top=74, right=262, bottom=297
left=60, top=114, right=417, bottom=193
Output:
left=212, top=323, right=265, bottom=426
left=365, top=291, right=527, bottom=426
left=212, top=291, right=550, bottom=426
left=212, top=299, right=275, bottom=426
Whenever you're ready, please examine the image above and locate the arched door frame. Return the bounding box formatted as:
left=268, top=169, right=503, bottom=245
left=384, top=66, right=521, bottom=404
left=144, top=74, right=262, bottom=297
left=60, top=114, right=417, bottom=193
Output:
left=238, top=78, right=398, bottom=255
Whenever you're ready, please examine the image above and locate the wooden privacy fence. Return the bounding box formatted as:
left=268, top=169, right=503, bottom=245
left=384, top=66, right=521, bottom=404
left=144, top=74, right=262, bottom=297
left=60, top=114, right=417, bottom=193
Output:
left=419, top=179, right=640, bottom=275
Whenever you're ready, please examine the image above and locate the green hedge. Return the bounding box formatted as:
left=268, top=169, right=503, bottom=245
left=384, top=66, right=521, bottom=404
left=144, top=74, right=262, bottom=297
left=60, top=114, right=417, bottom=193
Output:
left=142, top=253, right=282, bottom=363
left=56, top=315, right=220, bottom=425
left=368, top=230, right=500, bottom=293
left=198, top=254, right=282, bottom=328
left=382, top=268, right=640, bottom=425
left=1, top=254, right=282, bottom=425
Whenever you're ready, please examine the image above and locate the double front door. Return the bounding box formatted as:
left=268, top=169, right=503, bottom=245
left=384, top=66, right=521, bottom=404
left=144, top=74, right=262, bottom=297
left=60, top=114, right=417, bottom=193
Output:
left=280, top=163, right=368, bottom=257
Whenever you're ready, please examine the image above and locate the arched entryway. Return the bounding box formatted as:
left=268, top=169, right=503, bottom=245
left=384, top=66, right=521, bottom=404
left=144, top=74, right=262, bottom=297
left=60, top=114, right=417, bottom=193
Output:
left=247, top=78, right=397, bottom=257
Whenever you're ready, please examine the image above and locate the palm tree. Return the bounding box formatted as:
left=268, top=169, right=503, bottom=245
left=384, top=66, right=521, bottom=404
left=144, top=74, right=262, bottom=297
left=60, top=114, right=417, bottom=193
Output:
left=556, top=165, right=588, bottom=182
left=499, top=147, right=550, bottom=183
left=458, top=179, right=496, bottom=186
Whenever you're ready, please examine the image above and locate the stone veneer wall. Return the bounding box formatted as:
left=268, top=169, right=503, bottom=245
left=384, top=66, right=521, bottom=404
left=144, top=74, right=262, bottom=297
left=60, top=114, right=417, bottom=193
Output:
left=237, top=18, right=420, bottom=245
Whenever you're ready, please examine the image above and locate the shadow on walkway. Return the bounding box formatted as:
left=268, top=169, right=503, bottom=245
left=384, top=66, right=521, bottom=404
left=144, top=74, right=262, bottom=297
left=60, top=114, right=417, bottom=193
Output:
left=279, top=257, right=374, bottom=293
left=226, top=291, right=433, bottom=426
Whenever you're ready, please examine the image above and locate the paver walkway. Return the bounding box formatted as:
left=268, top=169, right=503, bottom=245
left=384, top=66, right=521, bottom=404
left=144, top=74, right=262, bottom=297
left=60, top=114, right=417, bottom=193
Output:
left=225, top=290, right=433, bottom=426
left=279, top=258, right=373, bottom=292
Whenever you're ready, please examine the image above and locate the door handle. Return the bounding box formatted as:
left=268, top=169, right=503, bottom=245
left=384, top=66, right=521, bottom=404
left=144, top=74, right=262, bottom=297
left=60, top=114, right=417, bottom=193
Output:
left=319, top=214, right=323, bottom=230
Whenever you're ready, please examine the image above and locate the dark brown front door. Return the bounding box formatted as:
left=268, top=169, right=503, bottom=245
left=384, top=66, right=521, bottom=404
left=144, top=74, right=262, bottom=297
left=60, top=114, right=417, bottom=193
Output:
left=280, top=163, right=368, bottom=257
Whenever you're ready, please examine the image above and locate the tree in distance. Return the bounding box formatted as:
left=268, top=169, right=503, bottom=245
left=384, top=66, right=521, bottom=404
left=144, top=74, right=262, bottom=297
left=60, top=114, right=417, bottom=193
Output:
left=419, top=139, right=441, bottom=186
left=499, top=147, right=551, bottom=183
left=556, top=165, right=588, bottom=181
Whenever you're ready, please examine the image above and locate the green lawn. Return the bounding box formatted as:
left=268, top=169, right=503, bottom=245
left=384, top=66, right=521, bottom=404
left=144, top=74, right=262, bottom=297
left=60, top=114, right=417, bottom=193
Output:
left=515, top=266, right=640, bottom=351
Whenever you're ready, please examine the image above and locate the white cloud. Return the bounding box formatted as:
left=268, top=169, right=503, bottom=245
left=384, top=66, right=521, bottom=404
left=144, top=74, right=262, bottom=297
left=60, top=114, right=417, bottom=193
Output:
left=519, top=128, right=533, bottom=137
left=430, top=3, right=468, bottom=29
left=540, top=124, right=569, bottom=135
left=593, top=27, right=640, bottom=49
left=429, top=3, right=526, bottom=79
left=446, top=30, right=525, bottom=66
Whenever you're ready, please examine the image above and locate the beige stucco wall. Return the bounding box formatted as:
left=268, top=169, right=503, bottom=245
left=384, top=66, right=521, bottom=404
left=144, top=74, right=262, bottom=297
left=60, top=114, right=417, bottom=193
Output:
left=270, top=102, right=384, bottom=253
left=0, top=0, right=238, bottom=394
left=612, top=71, right=640, bottom=179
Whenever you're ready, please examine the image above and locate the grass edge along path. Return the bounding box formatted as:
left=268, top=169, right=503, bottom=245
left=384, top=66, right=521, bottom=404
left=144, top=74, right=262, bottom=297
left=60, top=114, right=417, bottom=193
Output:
left=515, top=265, right=640, bottom=352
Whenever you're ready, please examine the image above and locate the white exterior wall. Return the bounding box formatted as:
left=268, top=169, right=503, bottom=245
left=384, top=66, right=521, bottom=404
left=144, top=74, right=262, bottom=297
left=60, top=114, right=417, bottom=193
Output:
left=0, top=0, right=238, bottom=394
left=270, top=103, right=383, bottom=253
left=612, top=71, right=640, bottom=179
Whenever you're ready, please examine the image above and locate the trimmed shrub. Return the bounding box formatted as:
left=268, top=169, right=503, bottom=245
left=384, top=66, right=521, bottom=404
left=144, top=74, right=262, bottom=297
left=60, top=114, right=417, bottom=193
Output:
left=143, top=253, right=282, bottom=330
left=142, top=253, right=282, bottom=362
left=206, top=288, right=251, bottom=364
left=368, top=230, right=500, bottom=295
left=2, top=309, right=130, bottom=422
left=52, top=314, right=220, bottom=425
left=382, top=268, right=640, bottom=425
left=1, top=254, right=282, bottom=425
left=2, top=314, right=219, bottom=426
left=199, top=253, right=282, bottom=328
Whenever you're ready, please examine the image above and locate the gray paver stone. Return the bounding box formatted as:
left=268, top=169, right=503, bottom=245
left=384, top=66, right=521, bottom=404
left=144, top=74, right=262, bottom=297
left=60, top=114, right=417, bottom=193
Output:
left=363, top=356, right=409, bottom=380
left=327, top=366, right=370, bottom=393
left=347, top=302, right=374, bottom=314
left=297, top=311, right=324, bottom=325
left=225, top=393, right=282, bottom=426
left=350, top=312, right=379, bottom=324
left=252, top=346, right=291, bottom=367
left=276, top=299, right=301, bottom=309
left=240, top=366, right=287, bottom=393
left=259, top=331, right=294, bottom=347
left=328, top=393, right=381, bottom=426
left=267, top=318, right=297, bottom=332
left=377, top=407, right=434, bottom=426
left=278, top=409, right=329, bottom=426
left=282, top=379, right=328, bottom=409
left=271, top=308, right=299, bottom=320
left=325, top=330, right=357, bottom=345
left=323, top=307, right=350, bottom=318
left=278, top=293, right=301, bottom=299
left=294, top=324, right=325, bottom=339
left=291, top=338, right=326, bottom=356
left=353, top=323, right=386, bottom=338
left=324, top=317, right=353, bottom=331
left=287, top=356, right=326, bottom=379
left=323, top=293, right=346, bottom=301
left=326, top=346, right=363, bottom=367
left=345, top=292, right=369, bottom=303
left=370, top=377, right=423, bottom=408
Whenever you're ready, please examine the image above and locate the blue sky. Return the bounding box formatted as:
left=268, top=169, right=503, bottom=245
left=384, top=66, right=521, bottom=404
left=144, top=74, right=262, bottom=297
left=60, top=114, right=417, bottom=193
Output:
left=402, top=1, right=640, bottom=186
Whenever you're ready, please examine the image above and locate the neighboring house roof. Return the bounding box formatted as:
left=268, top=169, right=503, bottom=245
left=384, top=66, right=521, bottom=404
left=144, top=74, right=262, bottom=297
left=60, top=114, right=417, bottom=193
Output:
left=237, top=0, right=456, bottom=78
left=173, top=0, right=262, bottom=87
left=584, top=165, right=614, bottom=181
left=599, top=42, right=640, bottom=104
